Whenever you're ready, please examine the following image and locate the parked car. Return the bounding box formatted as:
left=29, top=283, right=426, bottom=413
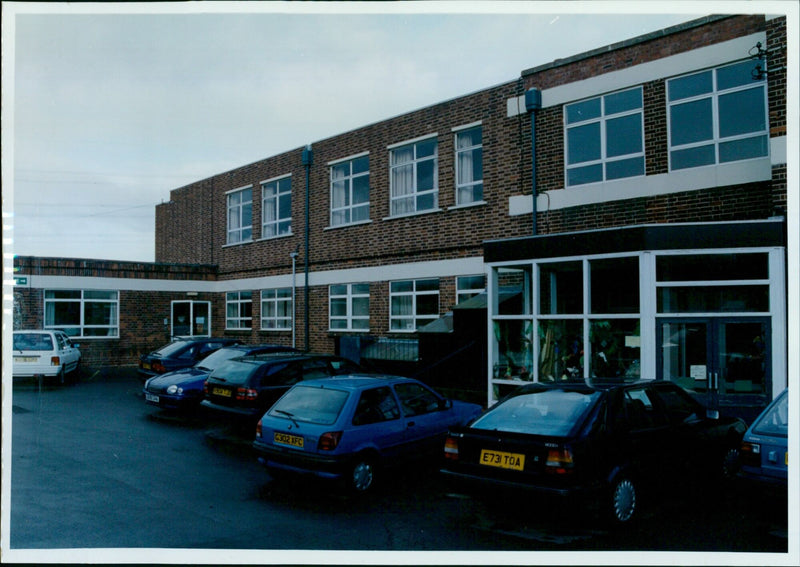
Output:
left=201, top=353, right=362, bottom=421
left=440, top=380, right=746, bottom=524
left=739, top=388, right=788, bottom=491
left=12, top=330, right=82, bottom=384
left=253, top=375, right=483, bottom=493
left=138, top=337, right=241, bottom=379
left=143, top=344, right=298, bottom=411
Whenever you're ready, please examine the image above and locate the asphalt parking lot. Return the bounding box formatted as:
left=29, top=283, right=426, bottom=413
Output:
left=5, top=367, right=792, bottom=563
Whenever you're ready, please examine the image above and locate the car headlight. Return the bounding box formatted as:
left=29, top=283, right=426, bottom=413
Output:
left=166, top=385, right=183, bottom=395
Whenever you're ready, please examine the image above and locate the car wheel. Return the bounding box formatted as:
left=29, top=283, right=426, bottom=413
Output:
left=57, top=366, right=66, bottom=385
left=349, top=457, right=376, bottom=494
left=608, top=475, right=637, bottom=524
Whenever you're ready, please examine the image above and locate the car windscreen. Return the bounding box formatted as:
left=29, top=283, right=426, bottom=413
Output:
left=471, top=388, right=601, bottom=437
left=753, top=391, right=788, bottom=437
left=13, top=333, right=54, bottom=351
left=208, top=360, right=259, bottom=386
left=269, top=385, right=350, bottom=425
left=152, top=341, right=190, bottom=357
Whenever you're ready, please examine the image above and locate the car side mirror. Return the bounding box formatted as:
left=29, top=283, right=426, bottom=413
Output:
left=706, top=409, right=720, bottom=420
left=439, top=398, right=452, bottom=410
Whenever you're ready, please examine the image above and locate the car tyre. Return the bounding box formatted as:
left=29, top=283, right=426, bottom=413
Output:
left=608, top=475, right=637, bottom=524
left=57, top=366, right=66, bottom=385
left=721, top=447, right=741, bottom=480
left=349, top=457, right=376, bottom=494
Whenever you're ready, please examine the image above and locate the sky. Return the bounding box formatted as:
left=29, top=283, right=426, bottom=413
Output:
left=1, top=1, right=790, bottom=262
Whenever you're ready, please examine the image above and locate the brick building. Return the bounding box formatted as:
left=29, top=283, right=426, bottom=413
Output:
left=13, top=14, right=790, bottom=418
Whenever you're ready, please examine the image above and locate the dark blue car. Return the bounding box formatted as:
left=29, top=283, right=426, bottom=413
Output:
left=739, top=388, right=788, bottom=491
left=143, top=344, right=296, bottom=411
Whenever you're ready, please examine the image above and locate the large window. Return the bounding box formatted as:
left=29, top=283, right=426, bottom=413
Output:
left=261, top=288, right=292, bottom=330
left=329, top=283, right=370, bottom=331
left=226, top=291, right=252, bottom=330
left=226, top=187, right=252, bottom=244
left=44, top=290, right=118, bottom=338
left=668, top=60, right=768, bottom=170
left=565, top=87, right=644, bottom=186
left=389, top=137, right=438, bottom=216
left=390, top=278, right=439, bottom=331
left=455, top=125, right=483, bottom=205
left=261, top=176, right=292, bottom=238
left=330, top=155, right=370, bottom=226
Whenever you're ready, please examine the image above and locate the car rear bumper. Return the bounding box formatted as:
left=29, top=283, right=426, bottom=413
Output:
left=200, top=399, right=261, bottom=419
left=439, top=466, right=600, bottom=500
left=253, top=439, right=347, bottom=480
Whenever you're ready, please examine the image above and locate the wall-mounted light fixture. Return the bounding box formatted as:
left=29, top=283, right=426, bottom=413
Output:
left=749, top=42, right=784, bottom=80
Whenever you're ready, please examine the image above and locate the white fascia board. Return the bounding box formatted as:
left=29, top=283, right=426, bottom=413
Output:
left=508, top=31, right=768, bottom=116
left=509, top=156, right=774, bottom=216
left=15, top=257, right=487, bottom=293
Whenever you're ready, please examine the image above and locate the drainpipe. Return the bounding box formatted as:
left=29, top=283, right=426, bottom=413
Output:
left=301, top=144, right=313, bottom=352
left=525, top=88, right=542, bottom=236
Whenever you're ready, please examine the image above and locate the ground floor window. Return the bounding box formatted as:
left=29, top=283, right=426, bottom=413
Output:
left=44, top=290, right=119, bottom=338
left=226, top=291, right=252, bottom=330
left=329, top=283, right=370, bottom=331
left=389, top=278, right=439, bottom=331
left=171, top=301, right=210, bottom=337
left=261, top=288, right=292, bottom=330
left=456, top=275, right=485, bottom=304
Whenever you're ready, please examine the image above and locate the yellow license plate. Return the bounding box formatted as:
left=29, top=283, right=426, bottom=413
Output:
left=212, top=387, right=232, bottom=397
left=142, top=363, right=151, bottom=370
left=480, top=449, right=525, bottom=471
left=274, top=432, right=304, bottom=448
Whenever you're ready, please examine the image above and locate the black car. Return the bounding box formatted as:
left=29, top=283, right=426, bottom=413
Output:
left=143, top=343, right=297, bottom=411
left=440, top=380, right=746, bottom=524
left=138, top=337, right=242, bottom=379
left=201, top=353, right=362, bottom=421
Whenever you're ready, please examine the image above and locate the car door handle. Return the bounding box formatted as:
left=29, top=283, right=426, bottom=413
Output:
left=407, top=421, right=415, bottom=428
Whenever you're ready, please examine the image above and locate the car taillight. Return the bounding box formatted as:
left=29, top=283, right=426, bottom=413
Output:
left=256, top=419, right=262, bottom=438
left=318, top=431, right=343, bottom=451
left=235, top=387, right=258, bottom=401
left=444, top=436, right=459, bottom=461
left=152, top=362, right=166, bottom=373
left=741, top=441, right=761, bottom=467
left=545, top=447, right=574, bottom=475
left=50, top=356, right=61, bottom=367
left=203, top=381, right=210, bottom=394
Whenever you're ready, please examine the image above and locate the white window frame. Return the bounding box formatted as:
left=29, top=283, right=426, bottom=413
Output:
left=456, top=275, right=486, bottom=304
left=260, top=288, right=292, bottom=331
left=389, top=278, right=440, bottom=332
left=564, top=87, right=645, bottom=186
left=44, top=289, right=119, bottom=338
left=329, top=153, right=370, bottom=227
left=454, top=124, right=483, bottom=206
left=667, top=60, right=769, bottom=171
left=261, top=175, right=292, bottom=239
left=388, top=135, right=439, bottom=217
left=329, top=283, right=370, bottom=331
left=226, top=291, right=252, bottom=330
left=226, top=186, right=253, bottom=244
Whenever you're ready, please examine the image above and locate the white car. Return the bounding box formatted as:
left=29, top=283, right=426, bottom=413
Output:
left=12, top=330, right=82, bottom=384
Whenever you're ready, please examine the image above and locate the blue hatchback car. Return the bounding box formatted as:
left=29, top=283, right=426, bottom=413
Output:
left=739, top=388, right=788, bottom=491
left=143, top=344, right=296, bottom=411
left=253, top=375, right=483, bottom=493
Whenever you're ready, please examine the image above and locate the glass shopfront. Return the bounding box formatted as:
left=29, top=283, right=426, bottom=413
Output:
left=485, top=222, right=786, bottom=418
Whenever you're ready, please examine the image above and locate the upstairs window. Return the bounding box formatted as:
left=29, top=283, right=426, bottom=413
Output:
left=668, top=60, right=768, bottom=170
left=330, top=155, right=370, bottom=226
left=389, top=137, right=438, bottom=216
left=226, top=291, right=252, bottom=330
left=261, top=176, right=292, bottom=238
left=455, top=125, right=483, bottom=205
left=565, top=87, right=644, bottom=186
left=226, top=187, right=252, bottom=244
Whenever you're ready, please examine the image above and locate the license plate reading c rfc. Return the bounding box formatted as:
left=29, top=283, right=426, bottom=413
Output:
left=480, top=449, right=525, bottom=471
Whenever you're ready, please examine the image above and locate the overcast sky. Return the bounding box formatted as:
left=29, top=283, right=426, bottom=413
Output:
left=2, top=1, right=787, bottom=262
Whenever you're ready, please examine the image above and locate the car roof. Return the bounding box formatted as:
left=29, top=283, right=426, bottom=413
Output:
left=291, top=374, right=414, bottom=390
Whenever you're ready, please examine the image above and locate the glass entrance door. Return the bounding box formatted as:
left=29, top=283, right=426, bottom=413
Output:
left=658, top=318, right=769, bottom=411
left=171, top=301, right=211, bottom=337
